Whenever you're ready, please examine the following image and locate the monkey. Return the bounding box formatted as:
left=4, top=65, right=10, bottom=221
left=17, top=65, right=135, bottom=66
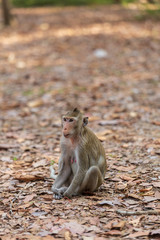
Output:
left=51, top=108, right=106, bottom=199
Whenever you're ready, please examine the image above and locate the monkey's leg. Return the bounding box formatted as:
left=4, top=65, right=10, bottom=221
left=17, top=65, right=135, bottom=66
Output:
left=51, top=165, right=71, bottom=192
left=78, top=166, right=103, bottom=193
left=53, top=172, right=74, bottom=199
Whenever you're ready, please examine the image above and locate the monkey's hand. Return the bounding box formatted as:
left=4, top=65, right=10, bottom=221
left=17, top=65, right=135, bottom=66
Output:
left=52, top=188, right=63, bottom=199
left=52, top=187, right=68, bottom=200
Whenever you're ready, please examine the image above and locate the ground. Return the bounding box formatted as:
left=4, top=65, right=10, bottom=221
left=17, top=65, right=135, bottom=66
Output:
left=0, top=5, right=160, bottom=240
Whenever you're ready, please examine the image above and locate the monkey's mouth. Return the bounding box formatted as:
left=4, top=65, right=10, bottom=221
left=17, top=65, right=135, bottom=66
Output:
left=64, top=134, right=70, bottom=138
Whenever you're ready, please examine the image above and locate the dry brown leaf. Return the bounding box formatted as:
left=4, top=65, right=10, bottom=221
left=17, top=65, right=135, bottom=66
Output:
left=88, top=116, right=101, bottom=122
left=149, top=229, right=160, bottom=237
left=127, top=193, right=142, bottom=200
left=24, top=194, right=36, bottom=203
left=105, top=230, right=122, bottom=236
left=111, top=221, right=126, bottom=230
left=120, top=175, right=135, bottom=181
left=141, top=191, right=155, bottom=196
left=152, top=182, right=160, bottom=188
left=33, top=159, right=47, bottom=168
left=155, top=191, right=160, bottom=200
left=115, top=182, right=127, bottom=191
left=14, top=174, right=45, bottom=182
left=27, top=99, right=44, bottom=108
left=111, top=165, right=136, bottom=172
left=127, top=231, right=150, bottom=238
left=139, top=187, right=153, bottom=192
left=129, top=216, right=143, bottom=227
left=18, top=202, right=34, bottom=209
left=41, top=195, right=53, bottom=201
left=152, top=121, right=160, bottom=126
left=143, top=196, right=157, bottom=203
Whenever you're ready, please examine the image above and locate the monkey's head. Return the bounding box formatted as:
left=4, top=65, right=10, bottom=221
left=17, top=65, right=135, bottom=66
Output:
left=62, top=108, right=88, bottom=138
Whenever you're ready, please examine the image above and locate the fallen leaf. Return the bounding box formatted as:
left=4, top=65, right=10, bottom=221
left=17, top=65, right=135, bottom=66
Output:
left=120, top=175, right=135, bottom=181
left=115, top=182, right=127, bottom=191
left=152, top=121, right=160, bottom=126
left=139, top=187, right=153, bottom=192
left=129, top=216, right=143, bottom=227
left=152, top=182, right=160, bottom=188
left=143, top=196, right=157, bottom=203
left=111, top=165, right=136, bottom=172
left=105, top=230, right=122, bottom=236
left=28, top=99, right=44, bottom=108
left=33, top=159, right=47, bottom=168
left=155, top=191, right=160, bottom=200
left=88, top=116, right=101, bottom=122
left=127, top=231, right=150, bottom=238
left=51, top=221, right=85, bottom=235
left=0, top=156, right=12, bottom=163
left=149, top=229, right=160, bottom=237
left=111, top=221, right=126, bottom=230
left=32, top=211, right=47, bottom=217
left=18, top=202, right=34, bottom=209
left=24, top=194, right=36, bottom=203
left=14, top=174, right=45, bottom=182
left=127, top=193, right=142, bottom=200
left=58, top=229, right=72, bottom=239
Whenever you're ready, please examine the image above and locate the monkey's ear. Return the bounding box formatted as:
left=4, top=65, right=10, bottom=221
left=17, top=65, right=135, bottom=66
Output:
left=83, top=117, right=88, bottom=126
left=73, top=108, right=79, bottom=113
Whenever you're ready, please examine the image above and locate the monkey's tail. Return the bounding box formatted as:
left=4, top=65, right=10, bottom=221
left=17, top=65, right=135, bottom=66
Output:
left=50, top=166, right=57, bottom=179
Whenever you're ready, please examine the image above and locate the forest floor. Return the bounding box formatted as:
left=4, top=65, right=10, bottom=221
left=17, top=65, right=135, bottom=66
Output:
left=0, top=5, right=160, bottom=240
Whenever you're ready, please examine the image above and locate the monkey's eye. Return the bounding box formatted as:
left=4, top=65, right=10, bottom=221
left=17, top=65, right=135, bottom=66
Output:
left=69, top=119, right=73, bottom=122
left=63, top=118, right=67, bottom=122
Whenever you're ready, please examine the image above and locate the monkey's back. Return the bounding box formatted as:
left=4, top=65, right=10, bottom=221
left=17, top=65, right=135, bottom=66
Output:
left=81, top=127, right=106, bottom=177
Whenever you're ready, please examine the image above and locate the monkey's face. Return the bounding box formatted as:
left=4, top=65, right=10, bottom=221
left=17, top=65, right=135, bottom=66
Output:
left=62, top=108, right=88, bottom=139
left=62, top=117, right=78, bottom=138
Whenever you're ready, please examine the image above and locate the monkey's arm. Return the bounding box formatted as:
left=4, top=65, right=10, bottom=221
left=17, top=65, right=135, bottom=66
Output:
left=64, top=151, right=88, bottom=198
left=51, top=154, right=71, bottom=190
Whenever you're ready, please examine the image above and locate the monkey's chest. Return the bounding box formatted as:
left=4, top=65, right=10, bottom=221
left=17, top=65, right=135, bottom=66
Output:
left=71, top=157, right=77, bottom=175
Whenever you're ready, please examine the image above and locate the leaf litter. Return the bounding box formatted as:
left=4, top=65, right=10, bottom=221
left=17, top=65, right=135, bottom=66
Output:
left=0, top=4, right=160, bottom=240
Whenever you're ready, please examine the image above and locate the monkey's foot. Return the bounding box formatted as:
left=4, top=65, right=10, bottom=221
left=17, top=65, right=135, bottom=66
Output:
left=54, top=193, right=63, bottom=200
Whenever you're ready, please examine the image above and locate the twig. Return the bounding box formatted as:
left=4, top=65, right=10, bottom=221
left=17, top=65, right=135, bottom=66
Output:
left=116, top=209, right=160, bottom=216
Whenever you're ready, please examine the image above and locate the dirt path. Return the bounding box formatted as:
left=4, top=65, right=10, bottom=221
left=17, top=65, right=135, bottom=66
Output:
left=0, top=5, right=160, bottom=239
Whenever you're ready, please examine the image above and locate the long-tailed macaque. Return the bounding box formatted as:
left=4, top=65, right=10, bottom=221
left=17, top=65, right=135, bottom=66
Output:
left=51, top=108, right=106, bottom=199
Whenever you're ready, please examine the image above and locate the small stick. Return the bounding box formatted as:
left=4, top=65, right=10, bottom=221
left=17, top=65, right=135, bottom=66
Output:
left=116, top=209, right=160, bottom=216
